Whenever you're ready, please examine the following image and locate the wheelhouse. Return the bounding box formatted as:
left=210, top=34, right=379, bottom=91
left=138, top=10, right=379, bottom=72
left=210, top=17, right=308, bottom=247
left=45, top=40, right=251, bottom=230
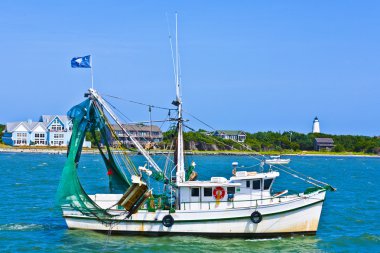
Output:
left=176, top=171, right=279, bottom=210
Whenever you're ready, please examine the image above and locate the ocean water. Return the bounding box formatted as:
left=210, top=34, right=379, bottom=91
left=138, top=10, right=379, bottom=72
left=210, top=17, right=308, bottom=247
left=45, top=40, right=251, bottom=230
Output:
left=0, top=152, right=379, bottom=252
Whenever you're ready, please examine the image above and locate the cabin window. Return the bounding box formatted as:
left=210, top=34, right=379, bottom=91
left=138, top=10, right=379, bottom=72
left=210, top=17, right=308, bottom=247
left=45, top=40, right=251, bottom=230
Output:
left=227, top=187, right=235, bottom=194
left=246, top=180, right=250, bottom=188
left=204, top=187, right=212, bottom=197
left=264, top=179, right=274, bottom=190
left=191, top=188, right=200, bottom=197
left=252, top=179, right=261, bottom=190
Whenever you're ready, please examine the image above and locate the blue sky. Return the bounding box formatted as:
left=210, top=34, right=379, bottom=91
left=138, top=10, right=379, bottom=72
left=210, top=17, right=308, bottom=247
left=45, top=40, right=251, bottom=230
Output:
left=0, top=1, right=379, bottom=136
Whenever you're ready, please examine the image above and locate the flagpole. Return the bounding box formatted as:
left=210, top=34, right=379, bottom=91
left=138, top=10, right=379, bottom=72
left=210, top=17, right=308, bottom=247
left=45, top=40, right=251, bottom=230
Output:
left=90, top=56, right=94, bottom=89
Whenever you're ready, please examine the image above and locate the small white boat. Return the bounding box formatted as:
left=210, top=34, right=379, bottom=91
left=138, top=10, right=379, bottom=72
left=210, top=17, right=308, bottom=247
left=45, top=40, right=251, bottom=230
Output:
left=265, top=155, right=291, bottom=165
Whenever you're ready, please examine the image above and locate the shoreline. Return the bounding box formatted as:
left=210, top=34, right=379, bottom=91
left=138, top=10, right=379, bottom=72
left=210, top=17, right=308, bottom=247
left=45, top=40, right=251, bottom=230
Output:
left=0, top=147, right=379, bottom=158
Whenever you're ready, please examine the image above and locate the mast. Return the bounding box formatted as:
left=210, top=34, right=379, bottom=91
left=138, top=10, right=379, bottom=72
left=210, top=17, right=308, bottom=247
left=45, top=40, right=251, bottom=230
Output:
left=173, top=13, right=185, bottom=184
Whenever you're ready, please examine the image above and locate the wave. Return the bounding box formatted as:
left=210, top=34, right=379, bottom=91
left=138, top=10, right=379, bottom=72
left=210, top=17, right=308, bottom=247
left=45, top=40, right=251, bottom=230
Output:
left=246, top=237, right=282, bottom=242
left=0, top=223, right=44, bottom=231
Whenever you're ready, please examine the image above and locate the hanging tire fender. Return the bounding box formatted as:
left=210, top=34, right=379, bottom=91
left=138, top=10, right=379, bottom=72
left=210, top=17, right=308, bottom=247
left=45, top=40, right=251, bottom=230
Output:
left=162, top=214, right=174, bottom=227
left=250, top=211, right=262, bottom=224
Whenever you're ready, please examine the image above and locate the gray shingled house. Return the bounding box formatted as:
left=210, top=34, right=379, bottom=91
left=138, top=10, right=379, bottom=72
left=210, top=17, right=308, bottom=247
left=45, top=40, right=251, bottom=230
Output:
left=314, top=138, right=334, bottom=151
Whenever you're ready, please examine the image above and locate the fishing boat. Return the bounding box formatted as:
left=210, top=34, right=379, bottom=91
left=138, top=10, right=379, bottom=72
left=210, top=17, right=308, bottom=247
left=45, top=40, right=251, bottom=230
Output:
left=57, top=19, right=335, bottom=238
left=265, top=155, right=291, bottom=165
left=57, top=87, right=335, bottom=237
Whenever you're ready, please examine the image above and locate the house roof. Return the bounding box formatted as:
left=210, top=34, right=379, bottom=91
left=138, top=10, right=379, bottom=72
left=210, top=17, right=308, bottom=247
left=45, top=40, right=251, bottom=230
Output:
left=315, top=138, right=334, bottom=144
left=31, top=122, right=48, bottom=132
left=6, top=121, right=37, bottom=132
left=112, top=124, right=162, bottom=132
left=40, top=115, right=70, bottom=125
left=215, top=130, right=246, bottom=136
left=5, top=115, right=71, bottom=133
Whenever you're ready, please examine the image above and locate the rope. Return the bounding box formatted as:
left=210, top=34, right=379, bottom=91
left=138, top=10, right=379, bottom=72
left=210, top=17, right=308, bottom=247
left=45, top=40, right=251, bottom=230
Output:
left=182, top=114, right=333, bottom=189
left=103, top=93, right=174, bottom=111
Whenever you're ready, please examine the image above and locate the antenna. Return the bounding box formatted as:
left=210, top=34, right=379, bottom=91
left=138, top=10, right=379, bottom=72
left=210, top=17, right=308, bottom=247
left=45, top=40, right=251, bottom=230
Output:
left=175, top=12, right=181, bottom=103
left=166, top=13, right=177, bottom=87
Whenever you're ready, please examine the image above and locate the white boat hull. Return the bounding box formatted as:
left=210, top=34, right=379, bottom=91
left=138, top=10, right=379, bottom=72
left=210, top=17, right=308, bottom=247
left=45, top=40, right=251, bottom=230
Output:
left=265, top=159, right=291, bottom=165
left=62, top=191, right=326, bottom=237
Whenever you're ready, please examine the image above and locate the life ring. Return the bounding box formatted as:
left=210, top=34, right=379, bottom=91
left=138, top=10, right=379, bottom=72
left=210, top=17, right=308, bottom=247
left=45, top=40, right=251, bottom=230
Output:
left=213, top=187, right=226, bottom=199
left=162, top=215, right=174, bottom=227
left=250, top=211, right=262, bottom=224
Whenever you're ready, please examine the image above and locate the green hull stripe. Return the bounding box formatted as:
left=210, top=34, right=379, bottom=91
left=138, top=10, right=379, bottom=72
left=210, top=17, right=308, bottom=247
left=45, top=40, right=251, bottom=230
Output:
left=64, top=199, right=324, bottom=223
left=69, top=228, right=317, bottom=238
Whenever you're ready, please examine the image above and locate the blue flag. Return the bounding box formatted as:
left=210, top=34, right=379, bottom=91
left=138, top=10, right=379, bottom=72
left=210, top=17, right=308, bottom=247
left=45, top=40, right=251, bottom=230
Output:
left=71, top=55, right=91, bottom=68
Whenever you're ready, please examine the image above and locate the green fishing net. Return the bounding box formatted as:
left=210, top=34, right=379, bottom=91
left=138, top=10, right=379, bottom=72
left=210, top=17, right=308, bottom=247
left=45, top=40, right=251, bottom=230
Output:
left=56, top=98, right=130, bottom=220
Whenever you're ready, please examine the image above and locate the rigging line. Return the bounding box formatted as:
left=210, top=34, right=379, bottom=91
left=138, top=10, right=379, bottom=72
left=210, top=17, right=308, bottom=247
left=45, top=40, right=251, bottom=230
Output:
left=184, top=122, right=258, bottom=156
left=103, top=94, right=175, bottom=111
left=94, top=102, right=138, bottom=176
left=103, top=97, right=156, bottom=145
left=181, top=111, right=265, bottom=160
left=95, top=101, right=139, bottom=175
left=182, top=110, right=217, bottom=131
left=267, top=161, right=331, bottom=186
left=183, top=124, right=196, bottom=132
left=191, top=124, right=330, bottom=187
left=274, top=166, right=323, bottom=188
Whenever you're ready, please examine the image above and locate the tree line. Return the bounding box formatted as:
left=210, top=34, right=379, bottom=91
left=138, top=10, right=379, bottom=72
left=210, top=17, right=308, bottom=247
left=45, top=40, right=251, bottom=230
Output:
left=2, top=123, right=379, bottom=154
left=0, top=124, right=4, bottom=143
left=163, top=129, right=380, bottom=154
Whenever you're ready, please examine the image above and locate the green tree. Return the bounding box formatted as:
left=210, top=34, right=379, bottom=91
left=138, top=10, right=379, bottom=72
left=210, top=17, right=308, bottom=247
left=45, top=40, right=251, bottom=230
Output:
left=332, top=144, right=345, bottom=152
left=0, top=124, right=4, bottom=144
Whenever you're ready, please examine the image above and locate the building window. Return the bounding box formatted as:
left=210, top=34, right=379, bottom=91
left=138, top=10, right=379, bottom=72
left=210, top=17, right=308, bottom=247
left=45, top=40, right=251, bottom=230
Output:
left=191, top=188, right=200, bottom=197
left=34, top=133, right=46, bottom=145
left=227, top=187, right=235, bottom=194
left=204, top=187, right=212, bottom=197
left=246, top=180, right=250, bottom=188
left=263, top=179, right=274, bottom=190
left=252, top=179, right=261, bottom=190
left=50, top=118, right=63, bottom=131
left=51, top=133, right=64, bottom=146
left=15, top=132, right=27, bottom=145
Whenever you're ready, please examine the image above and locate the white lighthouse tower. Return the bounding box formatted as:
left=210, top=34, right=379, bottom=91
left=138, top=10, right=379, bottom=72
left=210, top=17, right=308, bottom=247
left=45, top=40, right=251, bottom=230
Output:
left=312, top=116, right=320, bottom=133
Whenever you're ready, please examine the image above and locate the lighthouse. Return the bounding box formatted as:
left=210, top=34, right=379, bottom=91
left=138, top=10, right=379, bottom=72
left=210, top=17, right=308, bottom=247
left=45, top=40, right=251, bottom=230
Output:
left=312, top=117, right=320, bottom=133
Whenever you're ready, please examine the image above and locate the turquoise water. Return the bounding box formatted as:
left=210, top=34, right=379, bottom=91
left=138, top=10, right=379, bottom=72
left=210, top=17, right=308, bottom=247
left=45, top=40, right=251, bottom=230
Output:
left=0, top=153, right=379, bottom=252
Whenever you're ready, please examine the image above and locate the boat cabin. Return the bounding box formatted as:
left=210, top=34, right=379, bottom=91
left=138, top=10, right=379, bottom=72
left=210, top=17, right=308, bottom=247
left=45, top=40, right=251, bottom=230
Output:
left=177, top=170, right=279, bottom=210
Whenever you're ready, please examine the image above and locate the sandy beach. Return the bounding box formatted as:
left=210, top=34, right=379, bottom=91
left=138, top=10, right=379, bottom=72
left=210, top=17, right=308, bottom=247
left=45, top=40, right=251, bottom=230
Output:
left=1, top=146, right=379, bottom=158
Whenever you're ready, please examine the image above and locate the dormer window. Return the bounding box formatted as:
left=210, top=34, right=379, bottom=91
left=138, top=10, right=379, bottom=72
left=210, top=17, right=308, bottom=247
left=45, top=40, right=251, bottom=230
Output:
left=51, top=118, right=63, bottom=131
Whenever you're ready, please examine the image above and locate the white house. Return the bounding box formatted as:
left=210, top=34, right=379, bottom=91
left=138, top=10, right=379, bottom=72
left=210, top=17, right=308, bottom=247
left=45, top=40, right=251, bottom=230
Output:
left=213, top=130, right=247, bottom=143
left=2, top=115, right=91, bottom=147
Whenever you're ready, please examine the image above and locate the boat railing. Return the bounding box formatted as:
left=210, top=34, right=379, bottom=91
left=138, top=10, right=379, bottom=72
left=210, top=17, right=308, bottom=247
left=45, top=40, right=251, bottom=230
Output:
left=179, top=195, right=296, bottom=211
